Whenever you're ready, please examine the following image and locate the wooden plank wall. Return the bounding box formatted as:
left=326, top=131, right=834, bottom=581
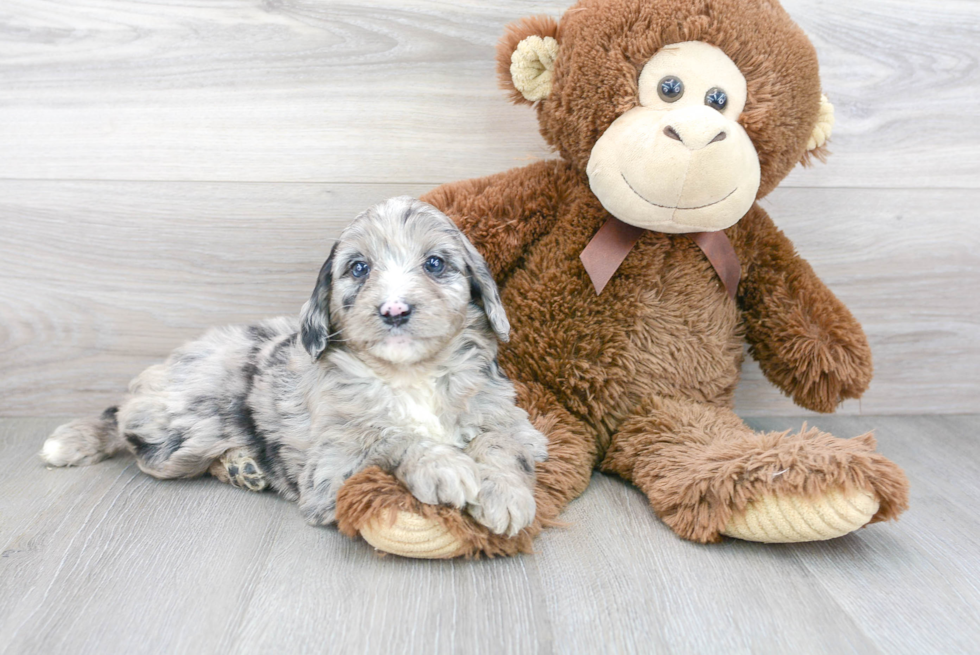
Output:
left=1, top=0, right=977, bottom=417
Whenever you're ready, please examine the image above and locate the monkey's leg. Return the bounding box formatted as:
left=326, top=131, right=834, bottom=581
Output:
left=600, top=396, right=909, bottom=543
left=335, top=381, right=598, bottom=558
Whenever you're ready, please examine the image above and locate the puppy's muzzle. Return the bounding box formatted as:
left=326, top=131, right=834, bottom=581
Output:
left=379, top=300, right=413, bottom=327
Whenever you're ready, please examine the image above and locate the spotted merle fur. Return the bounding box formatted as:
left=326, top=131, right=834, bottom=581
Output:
left=41, top=197, right=547, bottom=537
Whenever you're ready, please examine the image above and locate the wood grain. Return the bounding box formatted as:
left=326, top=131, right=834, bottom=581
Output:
left=0, top=181, right=424, bottom=416
left=1, top=0, right=977, bottom=418
left=0, top=0, right=976, bottom=187
left=1, top=181, right=975, bottom=417
left=533, top=477, right=879, bottom=654
left=780, top=0, right=980, bottom=190
left=2, top=415, right=979, bottom=654
left=734, top=187, right=980, bottom=416
left=747, top=415, right=980, bottom=654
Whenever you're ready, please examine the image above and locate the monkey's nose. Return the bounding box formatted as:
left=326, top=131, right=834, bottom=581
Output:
left=379, top=300, right=413, bottom=327
left=663, top=125, right=728, bottom=150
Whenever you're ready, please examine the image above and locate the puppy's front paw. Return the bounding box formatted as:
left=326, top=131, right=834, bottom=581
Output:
left=397, top=445, right=481, bottom=509
left=468, top=472, right=536, bottom=537
left=299, top=487, right=340, bottom=526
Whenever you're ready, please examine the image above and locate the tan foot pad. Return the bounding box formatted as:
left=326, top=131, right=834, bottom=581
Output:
left=722, top=488, right=879, bottom=543
left=360, top=511, right=465, bottom=559
left=209, top=447, right=268, bottom=492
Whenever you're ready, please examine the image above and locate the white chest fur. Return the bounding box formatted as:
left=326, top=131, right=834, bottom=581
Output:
left=324, top=350, right=468, bottom=448
left=386, top=374, right=460, bottom=446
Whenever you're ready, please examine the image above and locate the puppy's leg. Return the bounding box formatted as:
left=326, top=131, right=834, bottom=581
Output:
left=394, top=441, right=481, bottom=510
left=41, top=406, right=125, bottom=467
left=342, top=380, right=594, bottom=558
left=465, top=427, right=543, bottom=537
left=42, top=362, right=229, bottom=478
left=298, top=442, right=369, bottom=526
left=118, top=363, right=248, bottom=481
left=299, top=435, right=482, bottom=527
left=209, top=447, right=268, bottom=492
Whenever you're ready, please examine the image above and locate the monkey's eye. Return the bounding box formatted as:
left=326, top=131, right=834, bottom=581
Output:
left=349, top=261, right=370, bottom=278
left=658, top=76, right=684, bottom=102
left=423, top=255, right=446, bottom=276
left=705, top=87, right=728, bottom=111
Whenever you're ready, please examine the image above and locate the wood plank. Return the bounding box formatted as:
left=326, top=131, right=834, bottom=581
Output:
left=1, top=181, right=975, bottom=417
left=0, top=181, right=426, bottom=416
left=0, top=0, right=976, bottom=188
left=0, top=0, right=557, bottom=184
left=533, top=473, right=879, bottom=654
left=780, top=0, right=980, bottom=190
left=734, top=187, right=980, bottom=416
left=745, top=415, right=980, bottom=654
left=2, top=416, right=980, bottom=653
left=230, top=523, right=552, bottom=654
left=0, top=419, right=291, bottom=654
left=0, top=419, right=552, bottom=655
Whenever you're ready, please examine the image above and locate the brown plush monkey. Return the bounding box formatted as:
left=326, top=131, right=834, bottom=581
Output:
left=334, top=0, right=909, bottom=557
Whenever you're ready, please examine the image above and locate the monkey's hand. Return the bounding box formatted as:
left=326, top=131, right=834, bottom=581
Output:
left=733, top=206, right=873, bottom=413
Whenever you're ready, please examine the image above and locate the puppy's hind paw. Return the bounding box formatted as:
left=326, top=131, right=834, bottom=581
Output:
left=210, top=448, right=269, bottom=492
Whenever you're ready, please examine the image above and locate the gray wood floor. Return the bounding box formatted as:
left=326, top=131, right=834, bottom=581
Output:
left=2, top=414, right=978, bottom=655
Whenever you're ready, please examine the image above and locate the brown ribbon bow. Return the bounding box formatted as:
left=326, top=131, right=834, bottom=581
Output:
left=579, top=217, right=741, bottom=299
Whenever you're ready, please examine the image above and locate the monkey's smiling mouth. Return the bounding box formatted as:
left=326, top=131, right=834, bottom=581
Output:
left=622, top=173, right=737, bottom=211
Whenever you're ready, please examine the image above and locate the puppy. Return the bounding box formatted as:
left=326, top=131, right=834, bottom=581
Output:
left=41, top=197, right=547, bottom=537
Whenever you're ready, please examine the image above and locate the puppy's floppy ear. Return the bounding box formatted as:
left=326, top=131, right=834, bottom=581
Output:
left=459, top=236, right=510, bottom=343
left=300, top=242, right=338, bottom=360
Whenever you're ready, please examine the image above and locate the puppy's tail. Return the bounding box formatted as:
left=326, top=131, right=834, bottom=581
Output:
left=41, top=406, right=125, bottom=467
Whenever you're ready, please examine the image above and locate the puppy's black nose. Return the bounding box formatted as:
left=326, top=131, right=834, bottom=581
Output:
left=379, top=300, right=413, bottom=327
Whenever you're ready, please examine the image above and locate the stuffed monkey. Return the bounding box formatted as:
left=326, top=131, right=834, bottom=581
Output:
left=334, top=0, right=909, bottom=557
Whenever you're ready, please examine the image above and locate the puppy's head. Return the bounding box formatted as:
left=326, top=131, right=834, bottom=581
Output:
left=300, top=197, right=509, bottom=365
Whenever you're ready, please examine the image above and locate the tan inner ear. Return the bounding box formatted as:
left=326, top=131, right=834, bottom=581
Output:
left=510, top=35, right=559, bottom=102
left=807, top=94, right=835, bottom=151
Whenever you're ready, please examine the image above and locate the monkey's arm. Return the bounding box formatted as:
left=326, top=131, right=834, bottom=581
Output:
left=730, top=204, right=873, bottom=413
left=421, top=159, right=572, bottom=279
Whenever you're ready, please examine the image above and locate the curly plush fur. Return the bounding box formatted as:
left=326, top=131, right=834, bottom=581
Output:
left=41, top=197, right=547, bottom=538
left=333, top=0, right=909, bottom=555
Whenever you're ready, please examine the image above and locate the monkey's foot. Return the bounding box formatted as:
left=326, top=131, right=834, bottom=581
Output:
left=721, top=487, right=879, bottom=543
left=336, top=467, right=537, bottom=559
left=360, top=511, right=464, bottom=559
left=209, top=447, right=269, bottom=492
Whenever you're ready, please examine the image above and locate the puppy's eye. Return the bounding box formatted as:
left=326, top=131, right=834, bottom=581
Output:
left=423, top=256, right=446, bottom=276
left=349, top=261, right=370, bottom=278
left=705, top=87, right=728, bottom=111
left=658, top=76, right=684, bottom=102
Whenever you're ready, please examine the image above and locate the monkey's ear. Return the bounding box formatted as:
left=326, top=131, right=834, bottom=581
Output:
left=300, top=242, right=338, bottom=360
left=804, top=94, right=835, bottom=162
left=496, top=16, right=560, bottom=105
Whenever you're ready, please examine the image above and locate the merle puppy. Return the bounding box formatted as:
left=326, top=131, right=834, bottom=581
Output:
left=41, top=197, right=547, bottom=537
